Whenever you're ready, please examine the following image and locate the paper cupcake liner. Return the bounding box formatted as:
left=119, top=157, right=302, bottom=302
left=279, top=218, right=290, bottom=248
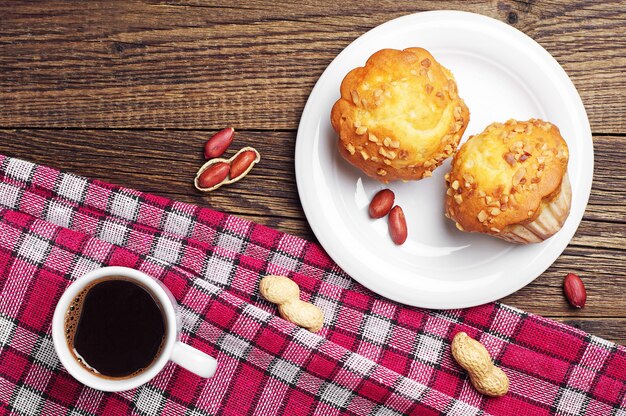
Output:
left=498, top=173, right=572, bottom=244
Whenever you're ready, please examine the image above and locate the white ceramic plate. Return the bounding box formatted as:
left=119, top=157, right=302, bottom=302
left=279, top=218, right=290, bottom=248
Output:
left=295, top=11, right=592, bottom=309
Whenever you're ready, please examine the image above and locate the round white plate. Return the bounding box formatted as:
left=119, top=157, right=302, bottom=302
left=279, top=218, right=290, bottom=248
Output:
left=295, top=11, right=592, bottom=309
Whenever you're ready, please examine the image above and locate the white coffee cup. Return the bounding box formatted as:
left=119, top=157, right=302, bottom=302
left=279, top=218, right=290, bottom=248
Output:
left=52, top=266, right=217, bottom=392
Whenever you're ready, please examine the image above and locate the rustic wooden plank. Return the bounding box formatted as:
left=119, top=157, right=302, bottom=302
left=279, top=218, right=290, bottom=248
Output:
left=0, top=129, right=624, bottom=336
left=1, top=1, right=625, bottom=131
left=0, top=129, right=307, bottom=219
left=502, top=245, right=626, bottom=318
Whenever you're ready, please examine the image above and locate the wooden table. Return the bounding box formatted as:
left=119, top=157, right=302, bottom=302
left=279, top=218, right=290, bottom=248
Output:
left=1, top=1, right=624, bottom=344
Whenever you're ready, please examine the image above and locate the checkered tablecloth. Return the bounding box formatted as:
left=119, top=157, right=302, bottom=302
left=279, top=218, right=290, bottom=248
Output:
left=0, top=154, right=623, bottom=416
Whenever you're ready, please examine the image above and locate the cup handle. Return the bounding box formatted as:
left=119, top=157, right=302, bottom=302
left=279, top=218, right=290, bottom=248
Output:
left=171, top=342, right=218, bottom=378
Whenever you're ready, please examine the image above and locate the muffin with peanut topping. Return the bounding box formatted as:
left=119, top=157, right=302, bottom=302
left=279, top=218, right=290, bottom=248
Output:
left=331, top=48, right=469, bottom=182
left=445, top=119, right=571, bottom=243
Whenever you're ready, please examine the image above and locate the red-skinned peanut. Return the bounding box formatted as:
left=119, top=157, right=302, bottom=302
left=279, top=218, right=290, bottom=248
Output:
left=204, top=128, right=234, bottom=159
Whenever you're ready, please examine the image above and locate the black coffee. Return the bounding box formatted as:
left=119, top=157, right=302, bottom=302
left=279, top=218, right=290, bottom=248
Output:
left=65, top=278, right=166, bottom=378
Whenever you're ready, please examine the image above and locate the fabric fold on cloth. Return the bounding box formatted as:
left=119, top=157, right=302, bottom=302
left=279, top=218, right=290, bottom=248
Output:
left=0, top=154, right=624, bottom=416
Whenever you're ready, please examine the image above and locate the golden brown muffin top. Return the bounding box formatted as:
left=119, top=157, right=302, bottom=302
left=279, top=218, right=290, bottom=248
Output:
left=331, top=48, right=469, bottom=182
left=445, top=119, right=569, bottom=233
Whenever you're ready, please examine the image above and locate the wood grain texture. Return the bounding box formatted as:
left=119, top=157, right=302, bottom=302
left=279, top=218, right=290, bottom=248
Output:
left=0, top=1, right=624, bottom=345
left=1, top=1, right=625, bottom=131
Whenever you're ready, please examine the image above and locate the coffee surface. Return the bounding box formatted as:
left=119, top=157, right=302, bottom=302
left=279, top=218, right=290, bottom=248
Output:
left=65, top=278, right=166, bottom=378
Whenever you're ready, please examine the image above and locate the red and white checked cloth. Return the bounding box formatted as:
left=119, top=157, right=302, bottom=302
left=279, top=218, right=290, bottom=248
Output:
left=0, top=154, right=624, bottom=416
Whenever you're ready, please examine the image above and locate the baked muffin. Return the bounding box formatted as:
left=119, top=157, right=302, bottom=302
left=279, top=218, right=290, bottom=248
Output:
left=445, top=119, right=571, bottom=243
left=331, top=48, right=469, bottom=182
